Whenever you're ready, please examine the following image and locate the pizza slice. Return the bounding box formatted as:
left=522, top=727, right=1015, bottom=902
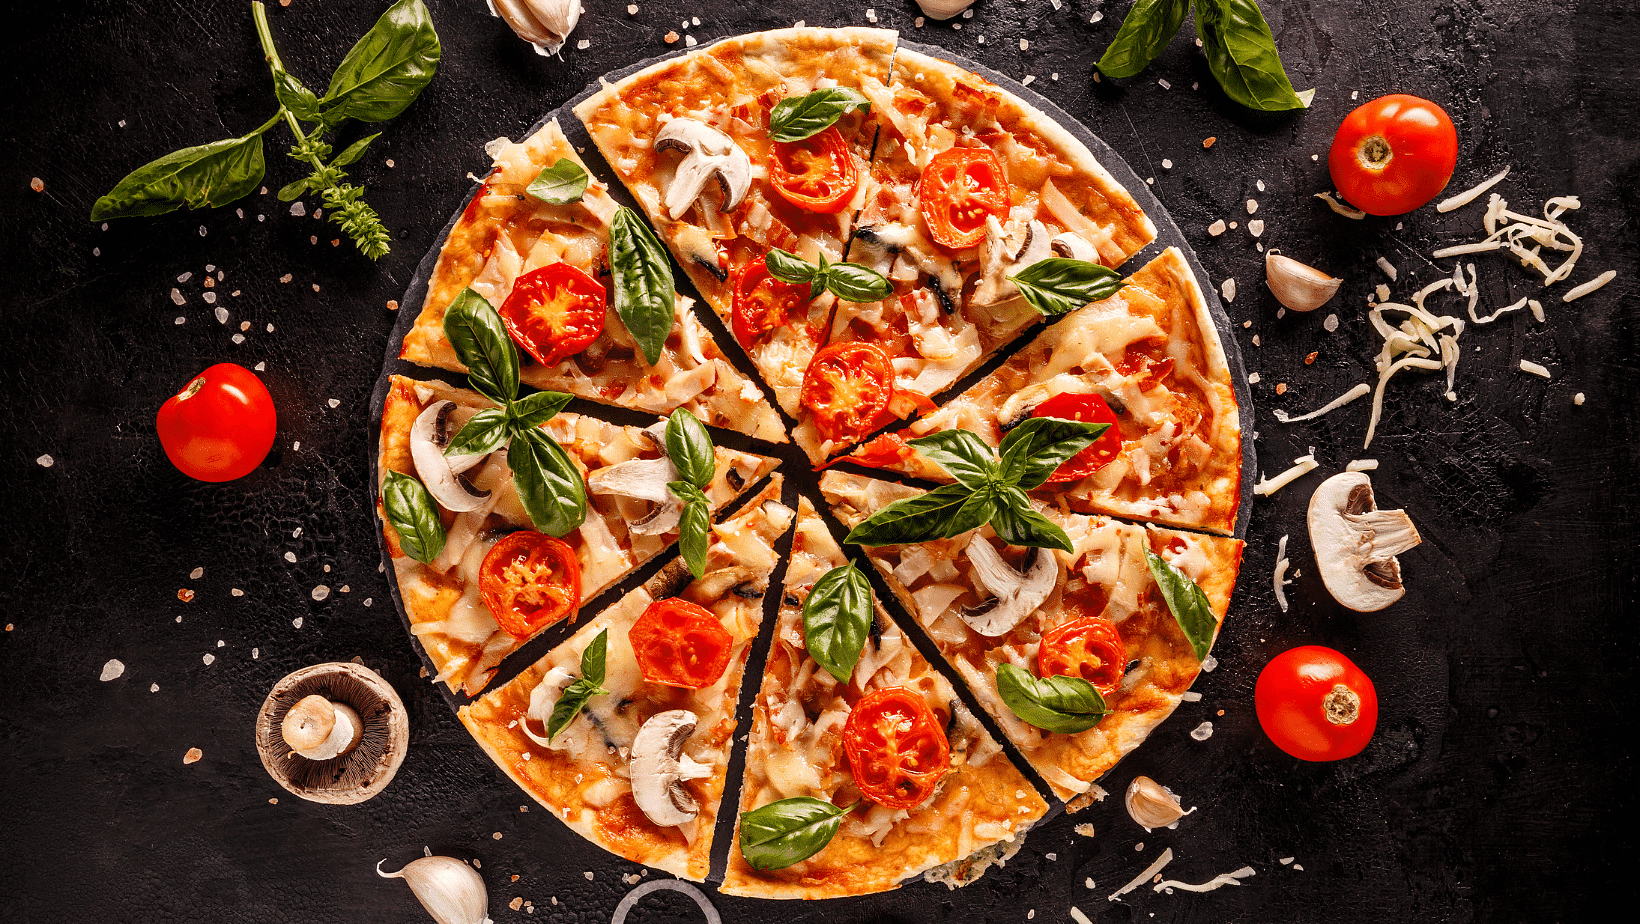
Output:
left=459, top=477, right=794, bottom=881
left=398, top=119, right=785, bottom=443
left=847, top=247, right=1243, bottom=535
left=819, top=471, right=1242, bottom=804
left=722, top=499, right=1047, bottom=898
left=377, top=375, right=777, bottom=695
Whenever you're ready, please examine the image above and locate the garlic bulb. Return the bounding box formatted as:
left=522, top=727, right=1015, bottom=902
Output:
left=1125, top=776, right=1186, bottom=830
left=490, top=0, right=580, bottom=56
left=916, top=0, right=978, bottom=20
left=1265, top=250, right=1342, bottom=312
left=378, top=855, right=491, bottom=924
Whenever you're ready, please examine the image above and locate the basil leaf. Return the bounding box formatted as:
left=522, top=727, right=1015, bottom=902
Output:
left=330, top=132, right=381, bottom=169
left=527, top=158, right=590, bottom=204
left=768, top=87, right=871, bottom=143
left=665, top=408, right=716, bottom=490
left=509, top=428, right=588, bottom=537
left=765, top=248, right=819, bottom=286
left=997, top=416, right=1109, bottom=490
left=580, top=629, right=608, bottom=686
left=990, top=487, right=1074, bottom=552
left=1095, top=0, right=1190, bottom=79
left=1194, top=0, right=1308, bottom=112
left=546, top=676, right=609, bottom=742
left=1144, top=549, right=1217, bottom=660
left=907, top=429, right=998, bottom=490
left=670, top=481, right=712, bottom=580
left=1008, top=258, right=1125, bottom=317
left=845, top=482, right=994, bottom=547
left=276, top=177, right=312, bottom=202
left=441, top=288, right=520, bottom=405
left=381, top=470, right=446, bottom=564
left=272, top=68, right=321, bottom=122
left=997, top=663, right=1110, bottom=734
left=739, top=798, right=854, bottom=871
left=822, top=262, right=894, bottom=302
left=444, top=407, right=511, bottom=458
left=803, top=563, right=874, bottom=683
left=91, top=133, right=266, bottom=221
left=509, top=390, right=573, bottom=431
left=319, top=0, right=442, bottom=124
left=608, top=207, right=676, bottom=366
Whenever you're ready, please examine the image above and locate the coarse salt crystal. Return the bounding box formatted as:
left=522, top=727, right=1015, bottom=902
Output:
left=1158, top=78, right=1170, bottom=89
left=684, top=35, right=697, bottom=46
left=37, top=454, right=54, bottom=468
left=1324, top=313, right=1339, bottom=331
left=100, top=659, right=125, bottom=681
left=232, top=588, right=244, bottom=596
left=254, top=362, right=265, bottom=371
left=312, top=585, right=331, bottom=601
left=214, top=307, right=228, bottom=324
left=202, top=653, right=215, bottom=665
left=293, top=617, right=304, bottom=628
left=1248, top=219, right=1264, bottom=237
left=203, top=291, right=216, bottom=304
left=1020, top=38, right=1030, bottom=50
left=284, top=552, right=297, bottom=563
left=1191, top=721, right=1214, bottom=740
left=183, top=747, right=203, bottom=764
left=327, top=398, right=340, bottom=408
left=1574, top=393, right=1586, bottom=405
left=171, top=288, right=186, bottom=306
left=1208, top=219, right=1226, bottom=236
left=1202, top=654, right=1218, bottom=672
left=232, top=334, right=245, bottom=344
left=190, top=567, right=204, bottom=580
left=576, top=39, right=590, bottom=50
left=252, top=648, right=259, bottom=659
left=1248, top=373, right=1261, bottom=384
left=178, top=272, right=193, bottom=283
left=1221, top=278, right=1237, bottom=302
left=290, top=202, right=305, bottom=217
left=150, top=683, right=159, bottom=692
left=1161, top=159, right=1172, bottom=169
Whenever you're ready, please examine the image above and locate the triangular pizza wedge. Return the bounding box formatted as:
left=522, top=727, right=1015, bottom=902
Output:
left=377, top=375, right=778, bottom=696
left=398, top=119, right=785, bottom=443
left=722, top=499, right=1048, bottom=898
left=458, top=477, right=794, bottom=881
left=819, top=471, right=1242, bottom=804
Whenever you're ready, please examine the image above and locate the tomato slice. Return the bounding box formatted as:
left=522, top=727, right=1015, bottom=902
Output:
left=769, top=126, right=859, bottom=213
left=480, top=532, right=582, bottom=639
left=919, top=147, right=1010, bottom=250
left=1038, top=615, right=1127, bottom=696
left=843, top=687, right=951, bottom=810
left=731, top=256, right=810, bottom=348
left=851, top=433, right=915, bottom=470
left=498, top=263, right=607, bottom=366
left=800, top=342, right=896, bottom=444
left=628, top=598, right=734, bottom=689
left=155, top=363, right=278, bottom=482
left=1031, top=393, right=1123, bottom=483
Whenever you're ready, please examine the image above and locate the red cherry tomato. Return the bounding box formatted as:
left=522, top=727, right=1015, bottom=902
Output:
left=498, top=263, right=607, bottom=366
left=919, top=147, right=1011, bottom=250
left=155, top=363, right=277, bottom=482
left=800, top=342, right=896, bottom=444
left=843, top=686, right=951, bottom=810
left=1328, top=94, right=1458, bottom=216
left=628, top=598, right=734, bottom=689
left=479, top=532, right=582, bottom=639
left=1255, top=646, right=1379, bottom=761
left=1038, top=615, right=1127, bottom=696
left=731, top=256, right=810, bottom=348
left=1031, top=393, right=1123, bottom=483
left=769, top=126, right=859, bottom=214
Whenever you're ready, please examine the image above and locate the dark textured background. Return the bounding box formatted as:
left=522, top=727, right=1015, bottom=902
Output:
left=2, top=1, right=1635, bottom=922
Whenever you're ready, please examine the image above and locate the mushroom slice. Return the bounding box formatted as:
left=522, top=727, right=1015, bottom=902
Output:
left=1050, top=231, right=1100, bottom=263
left=1307, top=472, right=1423, bottom=612
left=521, top=667, right=579, bottom=748
left=654, top=119, right=751, bottom=220
left=684, top=565, right=766, bottom=604
left=587, top=455, right=685, bottom=535
left=974, top=218, right=1053, bottom=306
left=629, top=710, right=713, bottom=828
left=960, top=537, right=1061, bottom=636
left=410, top=401, right=492, bottom=512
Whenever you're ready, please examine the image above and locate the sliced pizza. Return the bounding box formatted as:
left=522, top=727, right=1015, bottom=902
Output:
left=458, top=477, right=794, bottom=881
left=847, top=247, right=1243, bottom=536
left=398, top=119, right=785, bottom=442
left=722, top=499, right=1047, bottom=898
left=377, top=375, right=777, bottom=695
left=819, top=471, right=1242, bottom=804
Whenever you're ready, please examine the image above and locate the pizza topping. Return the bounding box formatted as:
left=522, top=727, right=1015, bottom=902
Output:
left=1124, top=776, right=1187, bottom=830
left=1038, top=615, right=1127, bottom=696
left=653, top=118, right=752, bottom=220
left=768, top=126, right=859, bottom=213
left=962, top=538, right=1058, bottom=637
left=492, top=0, right=579, bottom=55
left=973, top=217, right=1052, bottom=306
left=479, top=531, right=582, bottom=638
left=1264, top=251, right=1342, bottom=312
left=739, top=797, right=855, bottom=871
left=497, top=263, right=607, bottom=366
left=629, top=710, right=714, bottom=827
left=1307, top=472, right=1421, bottom=612
left=629, top=598, right=733, bottom=689
left=1033, top=393, right=1124, bottom=482
left=843, top=687, right=951, bottom=810
left=382, top=471, right=449, bottom=565
left=1050, top=230, right=1100, bottom=263
left=800, top=342, right=897, bottom=444
left=920, top=147, right=1011, bottom=250
left=408, top=401, right=492, bottom=513
left=731, top=256, right=808, bottom=347
left=587, top=455, right=683, bottom=534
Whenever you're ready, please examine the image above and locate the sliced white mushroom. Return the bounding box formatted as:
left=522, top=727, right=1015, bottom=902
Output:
left=1308, top=472, right=1423, bottom=612
left=973, top=218, right=1053, bottom=306
left=961, top=537, right=1061, bottom=636
left=654, top=119, right=751, bottom=220
left=1050, top=231, right=1100, bottom=263
left=521, top=667, right=580, bottom=748
left=410, top=401, right=491, bottom=512
left=587, top=455, right=685, bottom=535
left=629, top=710, right=713, bottom=828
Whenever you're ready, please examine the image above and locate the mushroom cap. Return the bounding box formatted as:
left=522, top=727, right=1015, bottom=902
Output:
left=1307, top=472, right=1423, bottom=613
left=255, top=662, right=410, bottom=805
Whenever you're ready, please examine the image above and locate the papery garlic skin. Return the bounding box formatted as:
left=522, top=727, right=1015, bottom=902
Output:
left=1125, top=776, right=1187, bottom=830
left=1265, top=250, right=1342, bottom=312
left=378, top=855, right=492, bottom=924
left=489, top=0, right=580, bottom=56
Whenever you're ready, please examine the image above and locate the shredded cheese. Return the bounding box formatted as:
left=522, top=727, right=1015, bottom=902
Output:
left=1519, top=359, right=1552, bottom=379
left=1253, top=451, right=1318, bottom=496
left=1070, top=908, right=1093, bottom=924
left=1273, top=383, right=1370, bottom=423
left=1272, top=534, right=1291, bottom=613
left=1436, top=166, right=1511, bottom=212
left=1345, top=459, right=1379, bottom=472
left=1109, top=849, right=1174, bottom=902
left=1564, top=270, right=1616, bottom=302
left=1315, top=192, right=1365, bottom=219
left=1154, top=866, right=1256, bottom=893
left=1376, top=256, right=1398, bottom=281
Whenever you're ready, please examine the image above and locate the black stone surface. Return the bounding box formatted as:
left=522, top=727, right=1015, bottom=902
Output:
left=2, top=2, right=1635, bottom=923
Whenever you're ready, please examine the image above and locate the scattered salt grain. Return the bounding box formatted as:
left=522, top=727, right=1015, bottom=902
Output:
left=1324, top=313, right=1340, bottom=331
left=684, top=35, right=697, bottom=46
left=312, top=585, right=331, bottom=602
left=1161, top=158, right=1172, bottom=169
left=1574, top=393, right=1586, bottom=405
left=293, top=617, right=304, bottom=628
left=1091, top=11, right=1103, bottom=22
left=36, top=454, right=53, bottom=468
left=216, top=640, right=225, bottom=648
left=328, top=398, right=340, bottom=408
left=1020, top=38, right=1030, bottom=50
left=1248, top=219, right=1264, bottom=237
left=170, top=288, right=186, bottom=306
left=1182, top=691, right=1202, bottom=701
left=177, top=272, right=193, bottom=283
left=290, top=202, right=306, bottom=217
left=1023, top=75, right=1036, bottom=85
left=183, top=748, right=203, bottom=764
left=203, top=292, right=217, bottom=304
left=577, top=39, right=590, bottom=49
left=1248, top=373, right=1261, bottom=384
left=100, top=659, right=125, bottom=681
left=284, top=552, right=297, bottom=563
left=1201, top=654, right=1218, bottom=672
left=1208, top=219, right=1226, bottom=236
left=254, top=362, right=265, bottom=372
left=1158, top=78, right=1170, bottom=89
left=175, top=317, right=185, bottom=325
left=202, top=653, right=215, bottom=665
left=364, top=598, right=374, bottom=607
left=266, top=323, right=274, bottom=332
left=252, top=648, right=259, bottom=659
left=1191, top=721, right=1214, bottom=740
left=214, top=306, right=228, bottom=324
left=232, top=588, right=244, bottom=597
left=1220, top=278, right=1236, bottom=302
left=150, top=683, right=159, bottom=692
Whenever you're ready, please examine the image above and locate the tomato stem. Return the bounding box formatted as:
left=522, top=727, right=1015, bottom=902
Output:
left=1357, top=135, right=1393, bottom=170
left=1323, top=684, right=1361, bottom=726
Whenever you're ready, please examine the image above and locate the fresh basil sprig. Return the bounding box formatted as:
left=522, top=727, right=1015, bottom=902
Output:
left=844, top=418, right=1109, bottom=552
left=766, top=248, right=894, bottom=303
left=91, top=1, right=441, bottom=259
left=381, top=470, right=447, bottom=563
left=1144, top=550, right=1217, bottom=660
left=663, top=408, right=717, bottom=580
left=1008, top=258, right=1125, bottom=317
left=996, top=663, right=1111, bottom=734
left=738, top=797, right=857, bottom=871
left=609, top=207, right=677, bottom=366
left=768, top=87, right=872, bottom=143
left=527, top=158, right=590, bottom=204
left=546, top=629, right=610, bottom=742
left=1094, top=0, right=1309, bottom=113
left=803, top=563, right=874, bottom=683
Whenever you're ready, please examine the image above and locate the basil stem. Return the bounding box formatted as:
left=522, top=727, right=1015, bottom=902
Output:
left=768, top=87, right=871, bottom=142
left=1096, top=0, right=1190, bottom=79
left=608, top=207, right=676, bottom=366
left=997, top=663, right=1110, bottom=734
left=1008, top=258, right=1125, bottom=317
left=443, top=407, right=511, bottom=458
left=803, top=563, right=874, bottom=683
left=527, top=158, right=590, bottom=204
left=1193, top=0, right=1309, bottom=112
left=546, top=630, right=611, bottom=741
left=738, top=798, right=855, bottom=871
left=1144, top=550, right=1217, bottom=660
left=317, top=0, right=442, bottom=124
left=441, top=288, right=520, bottom=405
left=381, top=470, right=447, bottom=564
left=664, top=408, right=716, bottom=490
left=510, top=428, right=589, bottom=538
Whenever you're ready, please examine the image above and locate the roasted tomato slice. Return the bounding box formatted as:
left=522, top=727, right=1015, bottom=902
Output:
left=843, top=686, right=951, bottom=810
left=1032, top=393, right=1123, bottom=483
left=731, top=255, right=810, bottom=348
left=1038, top=615, right=1127, bottom=696
left=628, top=597, right=734, bottom=689
left=851, top=433, right=915, bottom=470
left=480, top=532, right=582, bottom=639
left=919, top=146, right=1010, bottom=250
left=769, top=126, right=859, bottom=213
left=498, top=263, right=607, bottom=366
left=1255, top=646, right=1379, bottom=761
left=800, top=342, right=896, bottom=444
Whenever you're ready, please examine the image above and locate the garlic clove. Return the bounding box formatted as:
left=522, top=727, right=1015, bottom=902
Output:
left=378, top=855, right=491, bottom=924
left=490, top=0, right=579, bottom=56
left=916, top=0, right=979, bottom=20
left=1125, top=776, right=1187, bottom=830
left=1265, top=250, right=1342, bottom=312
